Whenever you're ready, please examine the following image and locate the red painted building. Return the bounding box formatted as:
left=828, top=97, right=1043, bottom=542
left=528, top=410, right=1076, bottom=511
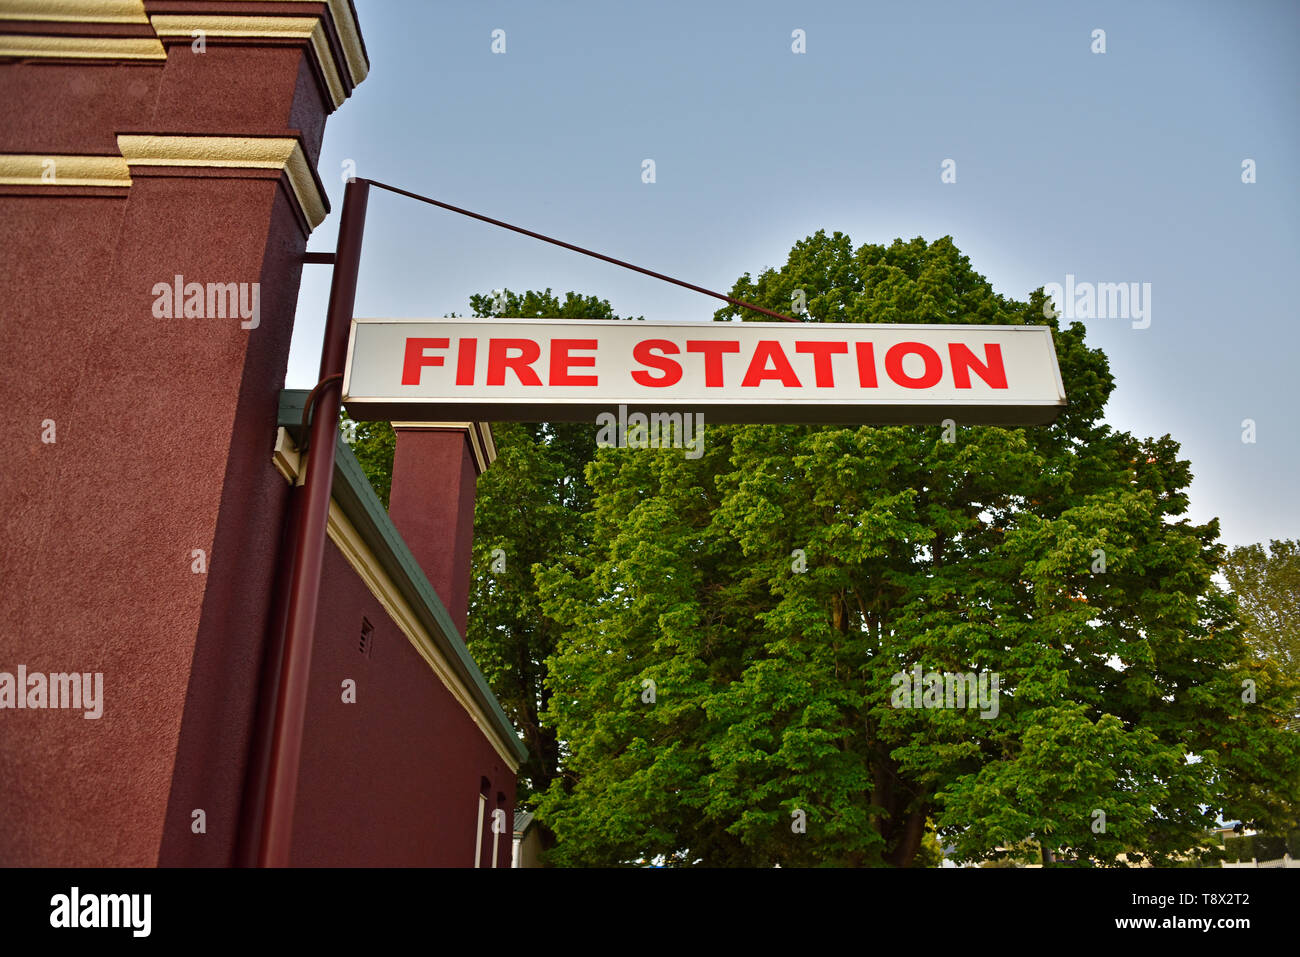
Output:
left=0, top=0, right=524, bottom=867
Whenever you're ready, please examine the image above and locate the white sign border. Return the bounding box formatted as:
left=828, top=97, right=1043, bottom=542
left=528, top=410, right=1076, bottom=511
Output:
left=342, top=317, right=1068, bottom=426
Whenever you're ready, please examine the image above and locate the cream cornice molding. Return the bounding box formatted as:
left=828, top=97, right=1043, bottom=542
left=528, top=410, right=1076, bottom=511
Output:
left=0, top=137, right=328, bottom=231
left=0, top=33, right=165, bottom=58
left=0, top=0, right=367, bottom=95
left=478, top=422, right=497, bottom=466
left=224, top=0, right=368, bottom=87
left=116, top=133, right=327, bottom=230
left=0, top=153, right=131, bottom=187
left=272, top=430, right=521, bottom=772
left=149, top=14, right=346, bottom=109
left=0, top=0, right=149, bottom=24
left=389, top=422, right=499, bottom=474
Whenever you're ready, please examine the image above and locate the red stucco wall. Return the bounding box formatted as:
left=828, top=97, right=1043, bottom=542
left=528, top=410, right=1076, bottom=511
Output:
left=389, top=429, right=480, bottom=637
left=2, top=11, right=516, bottom=868
left=288, top=540, right=515, bottom=868
left=0, top=33, right=324, bottom=865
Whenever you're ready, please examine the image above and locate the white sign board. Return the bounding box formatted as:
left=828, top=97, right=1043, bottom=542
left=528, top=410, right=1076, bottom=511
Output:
left=342, top=318, right=1066, bottom=425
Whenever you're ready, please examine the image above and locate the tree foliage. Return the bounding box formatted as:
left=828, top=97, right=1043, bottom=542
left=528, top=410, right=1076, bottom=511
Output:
left=1222, top=539, right=1300, bottom=673
left=531, top=232, right=1300, bottom=866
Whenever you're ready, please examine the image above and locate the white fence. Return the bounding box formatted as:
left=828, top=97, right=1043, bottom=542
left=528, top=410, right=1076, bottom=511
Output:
left=1222, top=853, right=1297, bottom=868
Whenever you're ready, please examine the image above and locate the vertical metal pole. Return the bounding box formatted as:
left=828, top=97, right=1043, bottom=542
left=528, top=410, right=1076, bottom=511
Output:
left=258, top=178, right=370, bottom=867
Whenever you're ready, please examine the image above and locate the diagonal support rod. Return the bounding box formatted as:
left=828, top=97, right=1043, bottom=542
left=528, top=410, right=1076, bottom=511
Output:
left=365, top=179, right=803, bottom=323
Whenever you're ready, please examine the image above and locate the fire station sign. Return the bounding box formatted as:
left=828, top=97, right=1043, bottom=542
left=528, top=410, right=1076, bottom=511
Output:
left=342, top=318, right=1066, bottom=425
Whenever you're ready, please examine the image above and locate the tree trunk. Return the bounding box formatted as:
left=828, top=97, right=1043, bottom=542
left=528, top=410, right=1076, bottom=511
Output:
left=886, top=806, right=929, bottom=867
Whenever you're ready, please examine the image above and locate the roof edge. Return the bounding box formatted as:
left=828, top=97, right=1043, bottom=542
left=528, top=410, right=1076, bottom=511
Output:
left=278, top=389, right=527, bottom=766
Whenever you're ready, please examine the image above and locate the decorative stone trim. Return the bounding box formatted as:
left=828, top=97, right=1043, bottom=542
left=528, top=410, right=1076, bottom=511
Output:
left=0, top=33, right=164, bottom=58
left=0, top=0, right=150, bottom=25
left=117, top=133, right=327, bottom=230
left=389, top=422, right=500, bottom=475
left=0, top=152, right=131, bottom=187
left=0, top=0, right=369, bottom=109
left=150, top=14, right=347, bottom=108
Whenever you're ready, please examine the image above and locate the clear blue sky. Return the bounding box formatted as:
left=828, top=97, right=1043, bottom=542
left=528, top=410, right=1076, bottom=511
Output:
left=290, top=0, right=1299, bottom=548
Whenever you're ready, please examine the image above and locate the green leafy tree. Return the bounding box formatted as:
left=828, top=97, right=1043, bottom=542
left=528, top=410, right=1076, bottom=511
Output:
left=1222, top=539, right=1300, bottom=673
left=1220, top=538, right=1300, bottom=834
left=534, top=231, right=1300, bottom=866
